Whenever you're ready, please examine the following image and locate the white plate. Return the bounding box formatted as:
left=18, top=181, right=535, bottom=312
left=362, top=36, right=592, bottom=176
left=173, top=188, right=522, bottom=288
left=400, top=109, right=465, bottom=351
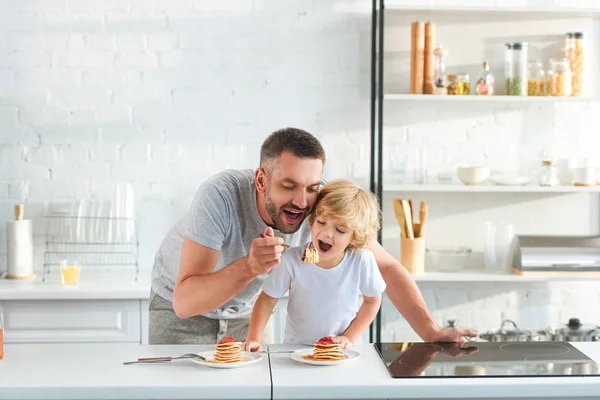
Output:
left=489, top=174, right=530, bottom=186
left=290, top=348, right=360, bottom=366
left=189, top=351, right=264, bottom=369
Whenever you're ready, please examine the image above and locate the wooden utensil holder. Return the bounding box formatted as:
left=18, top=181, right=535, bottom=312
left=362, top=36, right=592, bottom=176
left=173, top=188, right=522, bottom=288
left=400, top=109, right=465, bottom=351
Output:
left=400, top=236, right=425, bottom=275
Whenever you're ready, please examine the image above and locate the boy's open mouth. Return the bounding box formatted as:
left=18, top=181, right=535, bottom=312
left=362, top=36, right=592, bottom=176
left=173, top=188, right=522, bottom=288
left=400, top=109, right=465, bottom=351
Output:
left=318, top=240, right=332, bottom=252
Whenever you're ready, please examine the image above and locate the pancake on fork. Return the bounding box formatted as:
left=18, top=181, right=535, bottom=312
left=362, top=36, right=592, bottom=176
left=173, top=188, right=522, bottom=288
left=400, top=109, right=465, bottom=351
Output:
left=301, top=243, right=319, bottom=263
left=302, top=336, right=347, bottom=361
left=213, top=336, right=244, bottom=363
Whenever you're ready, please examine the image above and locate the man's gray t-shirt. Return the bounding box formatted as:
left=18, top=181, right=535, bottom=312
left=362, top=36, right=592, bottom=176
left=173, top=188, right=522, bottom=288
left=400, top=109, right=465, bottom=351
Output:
left=151, top=169, right=312, bottom=319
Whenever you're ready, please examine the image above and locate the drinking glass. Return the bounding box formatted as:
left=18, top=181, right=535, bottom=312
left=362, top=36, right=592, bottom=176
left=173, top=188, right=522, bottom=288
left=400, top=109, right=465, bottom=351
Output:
left=413, top=148, right=428, bottom=184
left=387, top=145, right=408, bottom=184
left=60, top=260, right=82, bottom=284
left=484, top=221, right=515, bottom=274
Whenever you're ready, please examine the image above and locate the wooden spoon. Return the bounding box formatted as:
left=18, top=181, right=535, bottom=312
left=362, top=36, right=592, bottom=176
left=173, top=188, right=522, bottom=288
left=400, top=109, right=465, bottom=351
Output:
left=392, top=199, right=406, bottom=238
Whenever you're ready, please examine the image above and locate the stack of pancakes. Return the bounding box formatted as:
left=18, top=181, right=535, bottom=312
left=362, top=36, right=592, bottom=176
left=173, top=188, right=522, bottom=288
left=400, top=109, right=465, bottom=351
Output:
left=311, top=338, right=345, bottom=361
left=213, top=340, right=243, bottom=363
left=301, top=246, right=319, bottom=263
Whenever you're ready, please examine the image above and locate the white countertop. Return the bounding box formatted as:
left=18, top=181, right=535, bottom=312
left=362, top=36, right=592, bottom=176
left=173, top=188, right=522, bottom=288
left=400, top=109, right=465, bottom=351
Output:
left=2, top=342, right=600, bottom=399
left=268, top=342, right=600, bottom=399
left=0, top=343, right=271, bottom=400
left=0, top=271, right=152, bottom=300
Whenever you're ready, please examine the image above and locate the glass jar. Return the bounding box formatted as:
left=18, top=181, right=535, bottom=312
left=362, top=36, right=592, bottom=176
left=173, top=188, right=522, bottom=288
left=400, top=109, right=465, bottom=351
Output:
left=505, top=42, right=528, bottom=96
left=446, top=74, right=456, bottom=94
left=433, top=46, right=449, bottom=95
left=547, top=58, right=572, bottom=97
left=449, top=72, right=471, bottom=95
left=476, top=61, right=495, bottom=95
left=566, top=32, right=585, bottom=97
left=527, top=60, right=545, bottom=96
left=539, top=160, right=559, bottom=186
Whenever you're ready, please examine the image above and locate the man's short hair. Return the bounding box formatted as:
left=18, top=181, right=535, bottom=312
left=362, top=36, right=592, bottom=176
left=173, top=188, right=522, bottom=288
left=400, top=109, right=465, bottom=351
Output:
left=260, top=127, right=326, bottom=169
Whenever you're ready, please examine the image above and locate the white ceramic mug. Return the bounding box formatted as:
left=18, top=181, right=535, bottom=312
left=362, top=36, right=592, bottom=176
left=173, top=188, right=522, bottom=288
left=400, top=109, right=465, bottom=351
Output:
left=571, top=166, right=596, bottom=185
left=557, top=158, right=577, bottom=185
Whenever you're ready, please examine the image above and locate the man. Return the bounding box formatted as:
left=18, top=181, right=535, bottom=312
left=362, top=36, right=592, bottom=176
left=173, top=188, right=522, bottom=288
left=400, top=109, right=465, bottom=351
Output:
left=149, top=127, right=477, bottom=344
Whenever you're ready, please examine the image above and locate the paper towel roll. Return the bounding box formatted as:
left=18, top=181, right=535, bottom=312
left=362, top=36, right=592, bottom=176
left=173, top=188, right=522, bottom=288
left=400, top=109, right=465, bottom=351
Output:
left=6, top=219, right=35, bottom=279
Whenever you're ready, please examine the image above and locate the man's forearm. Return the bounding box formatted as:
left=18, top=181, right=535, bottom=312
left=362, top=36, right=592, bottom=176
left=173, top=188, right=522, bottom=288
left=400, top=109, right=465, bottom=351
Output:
left=173, top=257, right=255, bottom=318
left=382, top=265, right=439, bottom=341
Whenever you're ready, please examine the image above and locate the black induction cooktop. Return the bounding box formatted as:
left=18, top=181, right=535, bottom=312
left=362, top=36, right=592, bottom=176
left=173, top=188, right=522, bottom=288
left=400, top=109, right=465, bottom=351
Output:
left=374, top=341, right=600, bottom=378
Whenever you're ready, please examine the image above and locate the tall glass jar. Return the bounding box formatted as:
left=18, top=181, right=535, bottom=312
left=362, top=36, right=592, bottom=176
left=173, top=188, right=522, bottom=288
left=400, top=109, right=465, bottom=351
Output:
left=527, top=60, right=545, bottom=96
left=566, top=32, right=585, bottom=97
left=547, top=58, right=572, bottom=97
left=505, top=42, right=528, bottom=96
left=539, top=160, right=559, bottom=186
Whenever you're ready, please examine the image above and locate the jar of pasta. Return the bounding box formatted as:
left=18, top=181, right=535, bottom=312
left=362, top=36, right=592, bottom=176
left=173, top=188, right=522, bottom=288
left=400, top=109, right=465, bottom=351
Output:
left=547, top=58, right=572, bottom=97
left=527, top=61, right=545, bottom=96
left=565, top=32, right=585, bottom=97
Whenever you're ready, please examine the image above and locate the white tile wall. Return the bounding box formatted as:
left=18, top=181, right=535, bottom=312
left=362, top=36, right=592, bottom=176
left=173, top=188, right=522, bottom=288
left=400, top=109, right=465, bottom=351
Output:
left=0, top=0, right=599, bottom=339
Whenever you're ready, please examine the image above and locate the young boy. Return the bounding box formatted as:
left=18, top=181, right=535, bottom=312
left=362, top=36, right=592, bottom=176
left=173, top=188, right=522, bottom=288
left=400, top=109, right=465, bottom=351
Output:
left=244, top=179, right=386, bottom=350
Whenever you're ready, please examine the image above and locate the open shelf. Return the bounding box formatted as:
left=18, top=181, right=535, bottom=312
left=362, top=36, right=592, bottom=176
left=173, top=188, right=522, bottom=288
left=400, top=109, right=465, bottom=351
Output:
left=383, top=184, right=600, bottom=193
left=383, top=3, right=600, bottom=18
left=384, top=94, right=598, bottom=103
left=411, top=270, right=600, bottom=282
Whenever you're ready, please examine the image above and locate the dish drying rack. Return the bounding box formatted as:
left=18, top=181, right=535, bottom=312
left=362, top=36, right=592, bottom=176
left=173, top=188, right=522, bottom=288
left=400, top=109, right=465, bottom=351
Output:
left=43, top=215, right=140, bottom=282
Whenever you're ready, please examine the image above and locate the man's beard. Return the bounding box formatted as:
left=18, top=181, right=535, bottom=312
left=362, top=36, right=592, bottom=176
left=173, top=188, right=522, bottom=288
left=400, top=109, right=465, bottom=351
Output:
left=264, top=191, right=308, bottom=234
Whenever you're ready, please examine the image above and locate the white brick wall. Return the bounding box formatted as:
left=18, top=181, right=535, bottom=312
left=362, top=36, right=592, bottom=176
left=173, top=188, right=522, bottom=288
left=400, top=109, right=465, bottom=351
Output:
left=0, top=0, right=600, bottom=338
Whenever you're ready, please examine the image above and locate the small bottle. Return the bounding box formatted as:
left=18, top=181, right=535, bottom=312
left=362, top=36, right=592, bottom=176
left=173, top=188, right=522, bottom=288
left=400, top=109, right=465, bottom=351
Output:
left=539, top=160, right=559, bottom=186
left=476, top=61, right=495, bottom=95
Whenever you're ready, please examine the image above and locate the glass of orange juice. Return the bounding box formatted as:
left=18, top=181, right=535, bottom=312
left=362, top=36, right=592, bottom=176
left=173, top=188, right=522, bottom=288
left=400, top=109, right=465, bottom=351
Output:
left=60, top=260, right=82, bottom=284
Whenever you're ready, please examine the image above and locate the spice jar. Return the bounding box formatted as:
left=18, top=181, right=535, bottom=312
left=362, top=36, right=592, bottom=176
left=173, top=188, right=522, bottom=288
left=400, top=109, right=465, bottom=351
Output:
left=446, top=74, right=456, bottom=94
left=539, top=160, right=559, bottom=186
left=450, top=72, right=471, bottom=95
left=566, top=32, right=585, bottom=97
left=547, top=58, right=572, bottom=97
left=476, top=61, right=495, bottom=95
left=527, top=60, right=545, bottom=96
left=505, top=42, right=528, bottom=96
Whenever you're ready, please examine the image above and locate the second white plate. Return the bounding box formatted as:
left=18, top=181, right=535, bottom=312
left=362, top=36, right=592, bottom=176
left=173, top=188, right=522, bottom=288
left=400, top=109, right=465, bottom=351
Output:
left=290, top=348, right=360, bottom=366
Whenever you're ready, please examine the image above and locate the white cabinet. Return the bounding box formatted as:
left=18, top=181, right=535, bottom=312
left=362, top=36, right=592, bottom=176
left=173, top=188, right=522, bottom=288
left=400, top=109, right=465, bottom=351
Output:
left=140, top=299, right=149, bottom=344
left=1, top=300, right=142, bottom=344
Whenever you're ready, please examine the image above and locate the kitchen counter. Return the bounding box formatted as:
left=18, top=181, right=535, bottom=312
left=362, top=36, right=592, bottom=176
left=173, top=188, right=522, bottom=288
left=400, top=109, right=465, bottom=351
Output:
left=0, top=343, right=271, bottom=400
left=0, top=271, right=151, bottom=300
left=2, top=342, right=600, bottom=399
left=268, top=343, right=600, bottom=400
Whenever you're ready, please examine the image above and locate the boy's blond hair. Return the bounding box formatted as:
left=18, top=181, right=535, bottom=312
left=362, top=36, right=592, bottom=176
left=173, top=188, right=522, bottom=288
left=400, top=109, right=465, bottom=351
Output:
left=308, top=179, right=381, bottom=250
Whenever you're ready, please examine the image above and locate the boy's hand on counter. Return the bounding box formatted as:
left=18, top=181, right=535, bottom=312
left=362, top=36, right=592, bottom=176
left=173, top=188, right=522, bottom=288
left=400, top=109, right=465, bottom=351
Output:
left=334, top=335, right=353, bottom=349
left=243, top=339, right=262, bottom=352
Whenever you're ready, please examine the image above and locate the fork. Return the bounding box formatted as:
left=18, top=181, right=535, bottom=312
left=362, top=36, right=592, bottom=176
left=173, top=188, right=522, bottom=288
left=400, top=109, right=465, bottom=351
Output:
left=123, top=353, right=206, bottom=365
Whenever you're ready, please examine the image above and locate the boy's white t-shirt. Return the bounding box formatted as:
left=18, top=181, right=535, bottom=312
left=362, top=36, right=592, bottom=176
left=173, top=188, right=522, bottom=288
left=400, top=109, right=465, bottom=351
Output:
left=261, top=244, right=386, bottom=345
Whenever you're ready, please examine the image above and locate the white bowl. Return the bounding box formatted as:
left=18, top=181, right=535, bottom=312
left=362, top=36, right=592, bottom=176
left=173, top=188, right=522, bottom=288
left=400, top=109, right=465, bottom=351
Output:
left=457, top=166, right=491, bottom=185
